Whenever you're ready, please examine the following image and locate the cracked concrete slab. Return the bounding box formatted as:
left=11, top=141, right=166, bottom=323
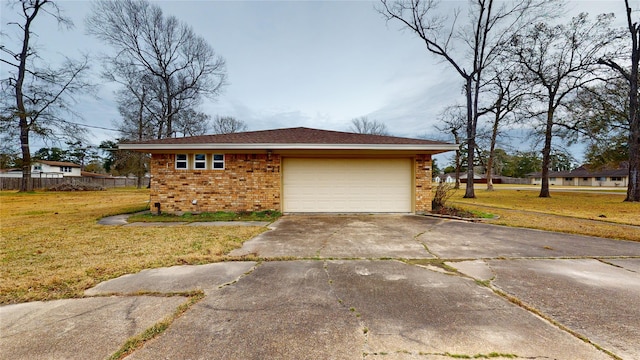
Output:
left=229, top=215, right=436, bottom=259
left=229, top=217, right=326, bottom=257
left=127, top=261, right=364, bottom=360
left=325, top=260, right=610, bottom=359
left=445, top=260, right=494, bottom=281
left=121, top=260, right=611, bottom=359
left=85, top=261, right=257, bottom=296
left=0, top=296, right=185, bottom=360
left=422, top=220, right=640, bottom=259
left=606, top=258, right=640, bottom=273
left=489, top=258, right=640, bottom=360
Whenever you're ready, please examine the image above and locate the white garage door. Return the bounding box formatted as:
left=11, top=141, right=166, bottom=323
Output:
left=283, top=158, right=412, bottom=213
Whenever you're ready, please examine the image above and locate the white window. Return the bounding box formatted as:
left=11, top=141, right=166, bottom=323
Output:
left=212, top=154, right=224, bottom=169
left=176, top=154, right=188, bottom=169
left=194, top=154, right=207, bottom=169
left=60, top=166, right=72, bottom=173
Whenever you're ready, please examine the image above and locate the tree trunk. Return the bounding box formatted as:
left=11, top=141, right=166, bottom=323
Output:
left=17, top=71, right=31, bottom=192
left=16, top=7, right=39, bottom=192
left=137, top=153, right=145, bottom=189
left=453, top=131, right=461, bottom=190
left=464, top=77, right=476, bottom=198
left=629, top=128, right=640, bottom=201
left=626, top=5, right=640, bottom=202
left=19, top=119, right=32, bottom=192
left=627, top=61, right=640, bottom=201
left=486, top=109, right=501, bottom=192
left=539, top=105, right=554, bottom=198
left=164, top=79, right=173, bottom=138
left=486, top=157, right=494, bottom=191
left=137, top=91, right=146, bottom=189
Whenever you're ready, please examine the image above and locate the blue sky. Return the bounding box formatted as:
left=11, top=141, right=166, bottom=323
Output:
left=0, top=0, right=632, bottom=165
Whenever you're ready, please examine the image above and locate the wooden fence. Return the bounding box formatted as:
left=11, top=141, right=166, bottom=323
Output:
left=0, top=176, right=149, bottom=190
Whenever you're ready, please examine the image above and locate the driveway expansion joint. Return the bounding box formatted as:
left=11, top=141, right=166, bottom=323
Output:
left=108, top=292, right=205, bottom=360
left=321, top=260, right=371, bottom=358
left=216, top=261, right=263, bottom=290
left=487, top=283, right=622, bottom=360
left=597, top=258, right=640, bottom=273
left=414, top=230, right=441, bottom=258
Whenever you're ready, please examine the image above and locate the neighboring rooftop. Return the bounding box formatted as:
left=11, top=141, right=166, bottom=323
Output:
left=34, top=160, right=81, bottom=168
left=528, top=163, right=629, bottom=178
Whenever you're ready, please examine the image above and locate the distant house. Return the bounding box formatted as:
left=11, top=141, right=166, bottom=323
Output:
left=434, top=173, right=515, bottom=184
left=31, top=160, right=82, bottom=178
left=0, top=160, right=81, bottom=178
left=528, top=164, right=629, bottom=187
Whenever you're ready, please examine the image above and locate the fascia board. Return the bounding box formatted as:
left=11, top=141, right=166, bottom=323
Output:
left=118, top=143, right=461, bottom=151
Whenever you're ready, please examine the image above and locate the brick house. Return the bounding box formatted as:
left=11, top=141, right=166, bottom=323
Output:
left=528, top=163, right=630, bottom=187
left=119, top=127, right=458, bottom=214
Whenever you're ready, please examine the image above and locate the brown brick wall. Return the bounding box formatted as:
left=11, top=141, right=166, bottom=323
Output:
left=150, top=153, right=281, bottom=213
left=414, top=154, right=433, bottom=213
left=150, top=153, right=434, bottom=214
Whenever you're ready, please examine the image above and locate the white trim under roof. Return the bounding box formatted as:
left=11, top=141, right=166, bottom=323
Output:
left=118, top=143, right=461, bottom=152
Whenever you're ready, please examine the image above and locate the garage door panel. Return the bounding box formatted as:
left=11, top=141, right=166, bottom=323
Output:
left=283, top=158, right=411, bottom=213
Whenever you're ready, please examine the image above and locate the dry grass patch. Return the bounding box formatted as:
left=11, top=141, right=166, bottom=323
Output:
left=451, top=187, right=640, bottom=241
left=0, top=189, right=265, bottom=304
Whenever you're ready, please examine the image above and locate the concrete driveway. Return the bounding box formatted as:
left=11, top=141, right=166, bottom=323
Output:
left=1, top=215, right=639, bottom=360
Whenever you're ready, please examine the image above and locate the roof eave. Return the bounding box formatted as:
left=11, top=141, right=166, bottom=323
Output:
left=118, top=143, right=460, bottom=152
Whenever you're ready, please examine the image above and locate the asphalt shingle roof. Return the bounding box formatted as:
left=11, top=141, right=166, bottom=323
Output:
left=35, top=160, right=81, bottom=167
left=121, top=127, right=449, bottom=145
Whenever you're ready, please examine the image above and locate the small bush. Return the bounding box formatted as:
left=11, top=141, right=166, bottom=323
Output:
left=432, top=182, right=456, bottom=211
left=47, top=182, right=106, bottom=191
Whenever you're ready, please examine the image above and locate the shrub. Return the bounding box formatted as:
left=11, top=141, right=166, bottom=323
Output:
left=47, top=182, right=106, bottom=191
left=432, top=182, right=456, bottom=211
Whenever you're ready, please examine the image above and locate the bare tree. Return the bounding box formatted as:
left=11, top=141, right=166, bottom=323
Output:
left=379, top=0, right=559, bottom=198
left=598, top=0, right=640, bottom=202
left=114, top=76, right=156, bottom=188
left=480, top=64, right=528, bottom=191
left=1, top=0, right=92, bottom=191
left=174, top=109, right=211, bottom=137
left=114, top=72, right=158, bottom=141
left=565, top=78, right=629, bottom=169
left=86, top=0, right=227, bottom=139
left=511, top=13, right=618, bottom=197
left=349, top=117, right=389, bottom=135
left=212, top=116, right=248, bottom=134
left=435, top=106, right=466, bottom=189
